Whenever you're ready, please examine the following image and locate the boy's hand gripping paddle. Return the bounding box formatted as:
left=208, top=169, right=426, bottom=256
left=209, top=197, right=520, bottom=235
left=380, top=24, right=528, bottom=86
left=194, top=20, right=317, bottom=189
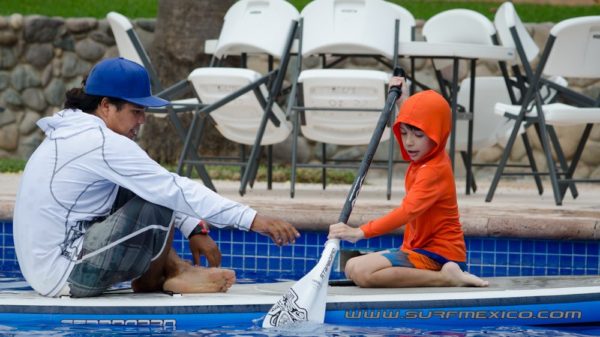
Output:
left=262, top=68, right=406, bottom=328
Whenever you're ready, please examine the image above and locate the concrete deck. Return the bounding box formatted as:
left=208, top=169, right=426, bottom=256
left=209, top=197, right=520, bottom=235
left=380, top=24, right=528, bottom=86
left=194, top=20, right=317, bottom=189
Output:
left=1, top=173, right=599, bottom=240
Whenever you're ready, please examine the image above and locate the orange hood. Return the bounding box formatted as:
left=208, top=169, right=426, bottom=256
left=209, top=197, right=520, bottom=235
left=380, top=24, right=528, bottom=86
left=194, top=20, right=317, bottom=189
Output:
left=392, top=90, right=451, bottom=163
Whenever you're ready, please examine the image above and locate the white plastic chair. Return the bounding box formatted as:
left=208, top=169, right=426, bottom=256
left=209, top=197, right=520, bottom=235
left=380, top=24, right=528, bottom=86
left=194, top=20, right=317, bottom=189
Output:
left=420, top=8, right=502, bottom=194
left=287, top=0, right=412, bottom=199
left=179, top=0, right=299, bottom=194
left=107, top=12, right=200, bottom=112
left=106, top=11, right=214, bottom=190
left=488, top=15, right=600, bottom=205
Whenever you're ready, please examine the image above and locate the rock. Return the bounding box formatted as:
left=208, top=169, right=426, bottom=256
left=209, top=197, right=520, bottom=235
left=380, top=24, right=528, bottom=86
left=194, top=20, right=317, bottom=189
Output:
left=44, top=78, right=67, bottom=107
left=18, top=110, right=41, bottom=135
left=74, top=38, right=105, bottom=62
left=65, top=18, right=98, bottom=34
left=9, top=14, right=24, bottom=30
left=1, top=88, right=23, bottom=107
left=25, top=43, right=54, bottom=69
left=0, top=47, right=18, bottom=70
left=0, top=31, right=18, bottom=46
left=11, top=64, right=41, bottom=90
left=23, top=16, right=64, bottom=43
left=0, top=123, right=19, bottom=151
left=22, top=88, right=47, bottom=112
left=581, top=140, right=600, bottom=166
left=0, top=71, right=10, bottom=91
left=0, top=107, right=16, bottom=127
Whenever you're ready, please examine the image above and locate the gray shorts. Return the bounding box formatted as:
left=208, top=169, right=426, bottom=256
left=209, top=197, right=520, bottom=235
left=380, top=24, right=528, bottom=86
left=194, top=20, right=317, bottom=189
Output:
left=67, top=188, right=173, bottom=297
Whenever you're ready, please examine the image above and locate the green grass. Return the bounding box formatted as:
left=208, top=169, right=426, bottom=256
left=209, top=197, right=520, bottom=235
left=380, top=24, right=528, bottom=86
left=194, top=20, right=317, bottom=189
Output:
left=0, top=158, right=356, bottom=183
left=163, top=163, right=356, bottom=184
left=0, top=158, right=26, bottom=173
left=1, top=0, right=598, bottom=22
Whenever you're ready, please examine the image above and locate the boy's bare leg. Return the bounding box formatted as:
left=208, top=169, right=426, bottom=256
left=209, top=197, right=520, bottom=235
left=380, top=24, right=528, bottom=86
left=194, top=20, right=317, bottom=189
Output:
left=345, top=252, right=488, bottom=288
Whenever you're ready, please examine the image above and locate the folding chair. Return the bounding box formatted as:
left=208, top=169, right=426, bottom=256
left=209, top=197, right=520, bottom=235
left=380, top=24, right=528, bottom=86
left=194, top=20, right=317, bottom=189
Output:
left=286, top=0, right=411, bottom=199
left=177, top=0, right=299, bottom=195
left=420, top=8, right=510, bottom=194
left=486, top=15, right=600, bottom=205
left=106, top=11, right=215, bottom=190
left=490, top=1, right=575, bottom=199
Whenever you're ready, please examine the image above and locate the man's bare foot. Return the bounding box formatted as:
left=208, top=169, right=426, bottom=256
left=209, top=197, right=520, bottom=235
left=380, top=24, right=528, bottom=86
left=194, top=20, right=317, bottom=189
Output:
left=441, top=262, right=489, bottom=287
left=163, top=266, right=236, bottom=293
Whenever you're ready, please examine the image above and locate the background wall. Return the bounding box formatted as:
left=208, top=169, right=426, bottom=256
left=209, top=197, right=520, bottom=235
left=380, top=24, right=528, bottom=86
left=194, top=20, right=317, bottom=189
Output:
left=0, top=14, right=599, bottom=180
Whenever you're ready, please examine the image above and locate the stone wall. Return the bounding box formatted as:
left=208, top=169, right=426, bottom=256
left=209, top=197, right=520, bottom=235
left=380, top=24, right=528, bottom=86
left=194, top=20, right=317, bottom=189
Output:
left=0, top=15, right=599, bottom=180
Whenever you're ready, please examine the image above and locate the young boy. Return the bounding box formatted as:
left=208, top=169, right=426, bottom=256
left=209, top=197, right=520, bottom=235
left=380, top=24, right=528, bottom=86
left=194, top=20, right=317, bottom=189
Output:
left=328, top=77, right=488, bottom=288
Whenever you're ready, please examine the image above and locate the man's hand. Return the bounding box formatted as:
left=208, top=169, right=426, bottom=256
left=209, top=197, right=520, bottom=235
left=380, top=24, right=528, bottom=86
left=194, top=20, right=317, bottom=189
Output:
left=250, top=213, right=300, bottom=246
left=328, top=222, right=365, bottom=243
left=189, top=234, right=221, bottom=267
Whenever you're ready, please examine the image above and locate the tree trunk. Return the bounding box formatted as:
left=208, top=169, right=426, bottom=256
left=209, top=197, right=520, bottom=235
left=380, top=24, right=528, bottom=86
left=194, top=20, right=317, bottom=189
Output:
left=140, top=0, right=236, bottom=165
left=151, top=0, right=234, bottom=86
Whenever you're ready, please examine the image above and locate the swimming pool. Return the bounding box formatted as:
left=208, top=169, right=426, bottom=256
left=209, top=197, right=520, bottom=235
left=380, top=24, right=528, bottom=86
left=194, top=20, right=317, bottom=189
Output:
left=1, top=219, right=600, bottom=336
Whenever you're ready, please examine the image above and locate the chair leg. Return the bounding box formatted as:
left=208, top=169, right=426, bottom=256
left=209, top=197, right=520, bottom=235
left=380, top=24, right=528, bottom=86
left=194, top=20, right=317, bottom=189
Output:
left=486, top=114, right=525, bottom=202
left=547, top=125, right=578, bottom=199
left=559, top=123, right=592, bottom=200
left=169, top=108, right=215, bottom=191
left=290, top=110, right=300, bottom=198
left=460, top=151, right=477, bottom=193
left=521, top=133, right=544, bottom=195
left=239, top=101, right=271, bottom=196
left=321, top=143, right=327, bottom=190
left=386, top=130, right=394, bottom=200
left=248, top=146, right=263, bottom=189
left=535, top=120, right=563, bottom=206
left=267, top=145, right=273, bottom=190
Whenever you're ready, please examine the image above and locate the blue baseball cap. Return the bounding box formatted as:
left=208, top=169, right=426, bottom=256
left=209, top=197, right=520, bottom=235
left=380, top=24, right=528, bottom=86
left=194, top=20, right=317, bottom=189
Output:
left=85, top=57, right=168, bottom=107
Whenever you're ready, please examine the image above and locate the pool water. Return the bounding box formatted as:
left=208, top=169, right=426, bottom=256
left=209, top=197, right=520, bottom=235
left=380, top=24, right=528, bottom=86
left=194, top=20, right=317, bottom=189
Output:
left=1, top=273, right=600, bottom=337
left=2, top=222, right=600, bottom=336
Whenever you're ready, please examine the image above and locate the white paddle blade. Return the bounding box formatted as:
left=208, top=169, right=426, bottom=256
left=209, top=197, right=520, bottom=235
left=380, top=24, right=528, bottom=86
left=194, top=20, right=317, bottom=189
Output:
left=262, top=239, right=340, bottom=328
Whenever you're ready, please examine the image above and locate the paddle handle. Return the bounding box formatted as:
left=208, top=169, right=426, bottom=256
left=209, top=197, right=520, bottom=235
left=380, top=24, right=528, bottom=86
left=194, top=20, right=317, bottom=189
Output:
left=338, top=67, right=406, bottom=224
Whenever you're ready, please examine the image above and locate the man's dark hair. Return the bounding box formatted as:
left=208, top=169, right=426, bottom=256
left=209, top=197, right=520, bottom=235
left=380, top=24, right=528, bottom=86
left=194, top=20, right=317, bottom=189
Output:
left=64, top=76, right=127, bottom=113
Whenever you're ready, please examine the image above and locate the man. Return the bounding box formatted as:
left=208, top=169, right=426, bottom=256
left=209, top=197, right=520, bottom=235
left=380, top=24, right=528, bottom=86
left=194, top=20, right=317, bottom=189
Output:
left=13, top=57, right=299, bottom=298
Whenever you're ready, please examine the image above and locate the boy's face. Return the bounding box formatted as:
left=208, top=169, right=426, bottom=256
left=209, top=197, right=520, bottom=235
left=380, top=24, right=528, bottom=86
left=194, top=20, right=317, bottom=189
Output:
left=399, top=123, right=436, bottom=162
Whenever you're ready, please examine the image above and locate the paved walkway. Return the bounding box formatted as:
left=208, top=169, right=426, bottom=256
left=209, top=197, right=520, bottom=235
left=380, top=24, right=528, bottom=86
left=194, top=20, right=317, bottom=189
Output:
left=1, top=173, right=599, bottom=240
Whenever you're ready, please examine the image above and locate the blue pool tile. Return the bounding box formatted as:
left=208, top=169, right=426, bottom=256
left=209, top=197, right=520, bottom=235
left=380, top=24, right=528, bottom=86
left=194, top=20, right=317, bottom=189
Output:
left=573, top=243, right=586, bottom=255
left=534, top=241, right=547, bottom=253
left=521, top=267, right=533, bottom=276
left=547, top=255, right=559, bottom=267
left=482, top=266, right=494, bottom=277
left=468, top=238, right=482, bottom=251
left=534, top=254, right=547, bottom=266
left=559, top=255, right=572, bottom=268
left=522, top=240, right=534, bottom=253
left=521, top=254, right=533, bottom=265
left=244, top=258, right=256, bottom=269
left=482, top=238, right=495, bottom=251
left=495, top=253, right=508, bottom=266
left=560, top=242, right=573, bottom=255
left=508, top=240, right=521, bottom=252
left=495, top=239, right=508, bottom=252
left=547, top=241, right=560, bottom=254
left=508, top=253, right=521, bottom=266
left=482, top=252, right=495, bottom=265
left=508, top=267, right=521, bottom=275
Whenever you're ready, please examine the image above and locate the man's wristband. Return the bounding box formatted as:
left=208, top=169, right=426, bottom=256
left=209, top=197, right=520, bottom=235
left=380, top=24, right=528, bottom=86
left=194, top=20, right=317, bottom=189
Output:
left=188, top=220, right=210, bottom=238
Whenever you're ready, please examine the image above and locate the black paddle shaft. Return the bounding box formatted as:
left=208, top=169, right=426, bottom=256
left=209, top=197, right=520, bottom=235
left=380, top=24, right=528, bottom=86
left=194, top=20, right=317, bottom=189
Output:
left=338, top=67, right=406, bottom=223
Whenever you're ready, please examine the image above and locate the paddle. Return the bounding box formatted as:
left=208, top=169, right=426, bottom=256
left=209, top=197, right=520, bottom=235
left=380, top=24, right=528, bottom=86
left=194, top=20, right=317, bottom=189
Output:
left=262, top=67, right=406, bottom=328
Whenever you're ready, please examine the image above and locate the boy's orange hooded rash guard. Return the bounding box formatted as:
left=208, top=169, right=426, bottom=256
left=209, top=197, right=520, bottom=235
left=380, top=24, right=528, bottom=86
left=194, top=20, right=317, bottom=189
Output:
left=360, top=90, right=466, bottom=262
